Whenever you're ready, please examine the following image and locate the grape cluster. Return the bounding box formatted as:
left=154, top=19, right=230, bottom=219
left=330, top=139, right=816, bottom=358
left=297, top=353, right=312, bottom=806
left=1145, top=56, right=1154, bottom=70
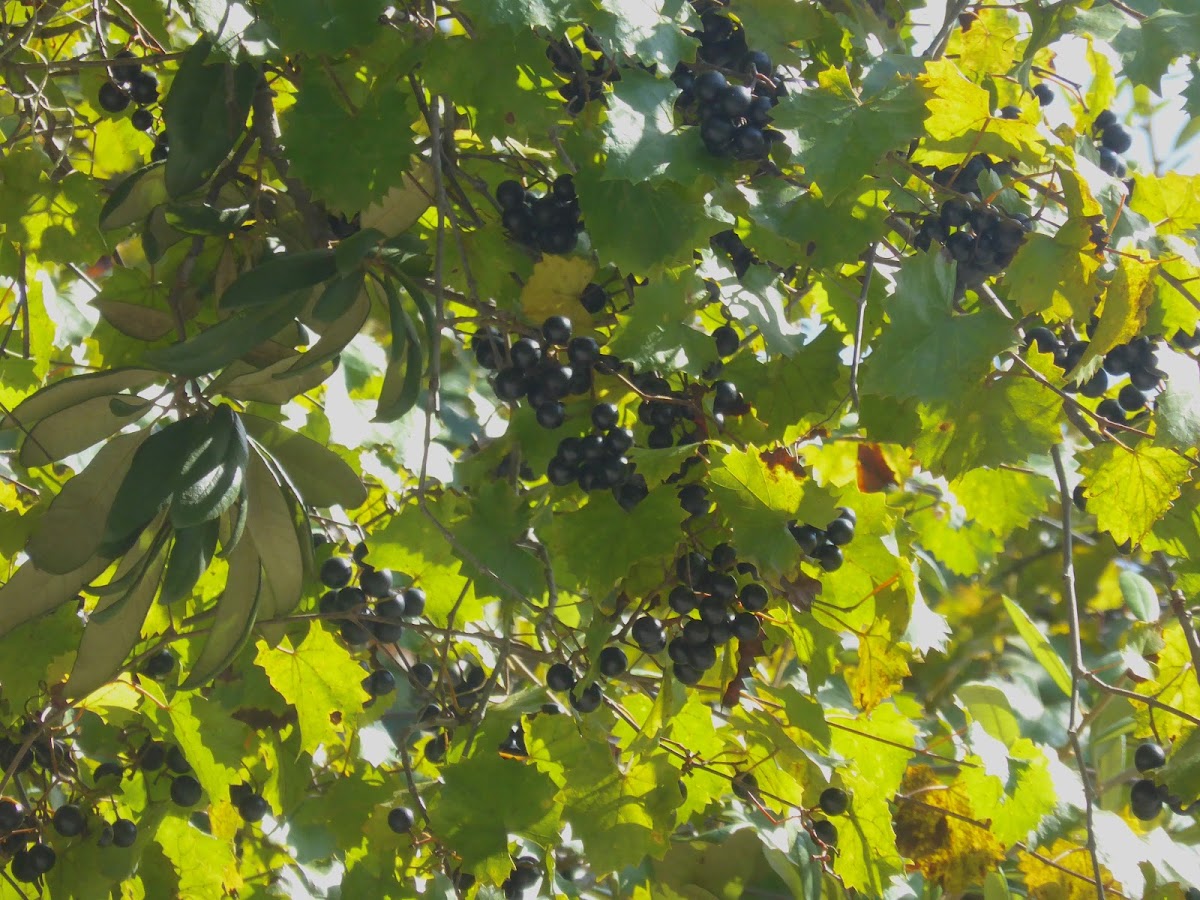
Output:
left=0, top=720, right=214, bottom=886
left=788, top=507, right=857, bottom=573
left=547, top=32, right=620, bottom=116
left=1024, top=326, right=1163, bottom=425
left=1092, top=109, right=1133, bottom=178
left=914, top=191, right=1032, bottom=293
left=474, top=316, right=594, bottom=419
left=496, top=174, right=583, bottom=256
left=670, top=11, right=785, bottom=161
left=1128, top=740, right=1196, bottom=820
left=96, top=50, right=168, bottom=160
left=317, top=541, right=426, bottom=650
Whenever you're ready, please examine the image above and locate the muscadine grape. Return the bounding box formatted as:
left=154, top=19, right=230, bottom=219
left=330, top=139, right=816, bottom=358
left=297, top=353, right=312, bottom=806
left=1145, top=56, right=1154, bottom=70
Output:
left=1032, top=83, right=1054, bottom=105
left=687, top=641, right=717, bottom=670
left=237, top=793, right=270, bottom=823
left=713, top=325, right=739, bottom=357
left=789, top=522, right=823, bottom=555
left=547, top=456, right=576, bottom=486
left=409, top=662, right=434, bottom=689
left=669, top=585, right=698, bottom=614
left=679, top=484, right=710, bottom=516
left=732, top=125, right=766, bottom=158
left=402, top=587, right=426, bottom=617
left=598, top=646, right=628, bottom=677
left=553, top=173, right=576, bottom=201
left=718, top=84, right=753, bottom=118
left=699, top=595, right=729, bottom=625
left=360, top=568, right=393, bottom=598
left=1130, top=778, right=1162, bottom=820
left=739, top=583, right=769, bottom=612
left=668, top=639, right=691, bottom=665
left=536, top=401, right=566, bottom=429
left=131, top=107, right=154, bottom=131
left=673, top=662, right=701, bottom=685
left=140, top=648, right=176, bottom=678
left=819, top=787, right=849, bottom=816
left=631, top=615, right=665, bottom=651
left=711, top=543, right=737, bottom=570
left=1135, top=741, right=1166, bottom=772
left=1094, top=108, right=1115, bottom=129
left=731, top=771, right=758, bottom=800
left=128, top=71, right=158, bottom=105
left=510, top=338, right=542, bottom=371
left=707, top=573, right=738, bottom=603
left=546, top=663, right=576, bottom=692
left=1096, top=398, right=1125, bottom=423
left=732, top=612, right=760, bottom=641
left=98, top=81, right=130, bottom=113
left=496, top=180, right=526, bottom=211
left=52, top=805, right=86, bottom=838
left=362, top=669, right=396, bottom=696
left=1129, top=366, right=1159, bottom=392
left=567, top=336, right=600, bottom=367
left=682, top=619, right=710, bottom=646
left=320, top=557, right=353, bottom=589
left=494, top=367, right=526, bottom=401
left=603, top=427, right=633, bottom=455
left=28, top=843, right=55, bottom=874
left=580, top=282, right=608, bottom=313
left=813, top=819, right=838, bottom=846
left=693, top=70, right=728, bottom=103
left=388, top=806, right=415, bottom=833
left=591, top=402, right=619, bottom=430
left=1101, top=123, right=1132, bottom=154
left=676, top=551, right=709, bottom=584
left=541, top=315, right=572, bottom=346
left=112, top=817, right=138, bottom=847
left=825, top=517, right=855, bottom=546
left=10, top=851, right=39, bottom=882
left=170, top=775, right=203, bottom=807
left=570, top=682, right=603, bottom=713
left=814, top=544, right=843, bottom=572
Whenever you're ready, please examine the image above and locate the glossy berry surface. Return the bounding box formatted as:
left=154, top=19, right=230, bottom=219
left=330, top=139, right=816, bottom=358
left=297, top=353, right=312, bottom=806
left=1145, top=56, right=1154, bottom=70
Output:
left=1135, top=741, right=1166, bottom=772
left=388, top=806, right=415, bottom=833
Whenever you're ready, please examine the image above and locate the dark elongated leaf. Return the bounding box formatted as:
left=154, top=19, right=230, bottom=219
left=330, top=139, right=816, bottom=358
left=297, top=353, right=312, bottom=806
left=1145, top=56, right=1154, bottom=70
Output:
left=26, top=430, right=151, bottom=575
left=375, top=277, right=424, bottom=422
left=313, top=270, right=366, bottom=322
left=66, top=535, right=169, bottom=698
left=18, top=394, right=153, bottom=468
left=164, top=202, right=250, bottom=235
left=98, top=163, right=168, bottom=230
left=2, top=368, right=160, bottom=433
left=171, top=408, right=250, bottom=528
left=102, top=418, right=208, bottom=550
left=182, top=537, right=262, bottom=687
left=333, top=227, right=385, bottom=273
left=241, top=414, right=367, bottom=509
left=145, top=292, right=307, bottom=376
left=244, top=450, right=306, bottom=621
left=0, top=556, right=109, bottom=639
left=159, top=519, right=220, bottom=606
left=162, top=38, right=259, bottom=198
left=280, top=292, right=370, bottom=376
left=220, top=249, right=337, bottom=310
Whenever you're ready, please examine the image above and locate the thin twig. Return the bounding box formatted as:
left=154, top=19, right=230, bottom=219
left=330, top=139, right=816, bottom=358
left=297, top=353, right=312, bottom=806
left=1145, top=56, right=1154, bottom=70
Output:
left=1151, top=551, right=1200, bottom=690
left=1050, top=444, right=1106, bottom=899
left=848, top=244, right=876, bottom=410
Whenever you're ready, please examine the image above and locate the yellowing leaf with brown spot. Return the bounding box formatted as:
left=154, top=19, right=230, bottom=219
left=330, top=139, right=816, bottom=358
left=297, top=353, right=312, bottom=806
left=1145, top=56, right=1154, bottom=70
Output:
left=520, top=255, right=598, bottom=327
left=1019, top=839, right=1121, bottom=899
left=893, top=766, right=1005, bottom=894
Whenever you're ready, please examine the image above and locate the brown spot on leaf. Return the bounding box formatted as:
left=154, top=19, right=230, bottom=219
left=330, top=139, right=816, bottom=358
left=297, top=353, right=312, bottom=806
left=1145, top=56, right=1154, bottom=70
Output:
left=857, top=442, right=898, bottom=493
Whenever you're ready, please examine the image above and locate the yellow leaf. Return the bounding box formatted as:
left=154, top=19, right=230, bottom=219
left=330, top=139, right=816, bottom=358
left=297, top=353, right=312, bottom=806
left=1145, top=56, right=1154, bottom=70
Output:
left=1131, top=171, right=1200, bottom=235
left=847, top=616, right=911, bottom=711
left=520, top=255, right=598, bottom=326
left=1081, top=443, right=1193, bottom=546
left=1069, top=250, right=1156, bottom=381
left=949, top=8, right=1021, bottom=82
left=893, top=765, right=1006, bottom=894
left=919, top=59, right=1044, bottom=163
left=1135, top=623, right=1200, bottom=744
left=1019, top=839, right=1121, bottom=899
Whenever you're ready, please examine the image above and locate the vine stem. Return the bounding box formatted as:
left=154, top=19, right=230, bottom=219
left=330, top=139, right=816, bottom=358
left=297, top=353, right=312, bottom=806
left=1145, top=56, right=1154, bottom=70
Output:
left=847, top=244, right=877, bottom=411
left=1050, top=443, right=1107, bottom=900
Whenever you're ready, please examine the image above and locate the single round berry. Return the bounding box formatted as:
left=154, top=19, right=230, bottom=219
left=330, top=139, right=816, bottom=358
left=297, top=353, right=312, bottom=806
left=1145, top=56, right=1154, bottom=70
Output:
left=813, top=819, right=839, bottom=846
left=789, top=523, right=823, bottom=555
left=52, top=804, right=86, bottom=838
left=825, top=517, right=855, bottom=546
left=542, top=315, right=573, bottom=346
left=510, top=338, right=542, bottom=371
left=598, top=646, right=628, bottom=677
left=1118, top=384, right=1148, bottom=412
left=699, top=595, right=728, bottom=625
left=711, top=543, right=737, bottom=570
left=547, top=663, right=576, bottom=692
left=679, top=484, right=710, bottom=516
left=409, top=662, right=434, bottom=689
left=320, top=556, right=354, bottom=589
left=425, top=733, right=448, bottom=762
left=28, top=843, right=56, bottom=874
left=166, top=745, right=191, bottom=774
left=1094, top=109, right=1117, bottom=131
left=112, top=818, right=138, bottom=847
left=673, top=662, right=702, bottom=685
left=814, top=543, right=844, bottom=572
left=739, top=583, right=769, bottom=612
left=570, top=682, right=603, bottom=713
left=1101, top=122, right=1132, bottom=154
left=591, top=402, right=619, bottom=431
left=131, top=107, right=154, bottom=131
left=693, top=70, right=728, bottom=103
left=732, top=611, right=760, bottom=641
left=140, top=742, right=166, bottom=771
left=669, top=585, right=699, bottom=614
left=10, top=851, right=39, bottom=882
left=1134, top=741, right=1166, bottom=773
left=536, top=401, right=566, bottom=429
left=707, top=572, right=738, bottom=603
left=111, top=49, right=142, bottom=83
left=128, top=71, right=159, bottom=105
left=97, top=81, right=130, bottom=113
left=631, top=615, right=665, bottom=651
left=713, top=325, right=739, bottom=357
left=580, top=283, right=608, bottom=314
left=553, top=173, right=576, bottom=201
left=819, top=787, right=849, bottom=816
left=1096, top=398, right=1126, bottom=423
left=997, top=105, right=1021, bottom=120
left=362, top=669, right=397, bottom=697
left=718, top=84, right=753, bottom=118
left=238, top=793, right=270, bottom=823
left=360, top=568, right=394, bottom=598
left=567, top=336, right=600, bottom=368
left=732, top=771, right=758, bottom=800
left=496, top=180, right=526, bottom=210
left=1130, top=778, right=1162, bottom=820
left=170, top=774, right=203, bottom=808
left=388, top=806, right=415, bottom=833
left=402, top=587, right=427, bottom=618
left=682, top=619, right=711, bottom=646
left=1032, top=83, right=1054, bottom=105
left=139, top=648, right=176, bottom=679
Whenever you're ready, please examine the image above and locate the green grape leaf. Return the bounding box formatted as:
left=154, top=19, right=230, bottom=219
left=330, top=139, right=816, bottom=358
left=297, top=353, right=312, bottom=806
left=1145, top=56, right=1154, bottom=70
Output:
left=952, top=467, right=1053, bottom=539
left=255, top=0, right=390, bottom=55
left=862, top=252, right=1014, bottom=406
left=773, top=65, right=927, bottom=200
left=281, top=72, right=415, bottom=212
left=154, top=815, right=237, bottom=897
left=428, top=752, right=562, bottom=880
left=1113, top=10, right=1200, bottom=93
left=1080, top=443, right=1193, bottom=546
left=588, top=0, right=699, bottom=66
left=599, top=70, right=686, bottom=184
left=919, top=58, right=1045, bottom=162
left=455, top=0, right=589, bottom=31
left=255, top=625, right=370, bottom=755
left=1156, top=348, right=1200, bottom=452
left=1004, top=220, right=1103, bottom=322
left=574, top=170, right=733, bottom=275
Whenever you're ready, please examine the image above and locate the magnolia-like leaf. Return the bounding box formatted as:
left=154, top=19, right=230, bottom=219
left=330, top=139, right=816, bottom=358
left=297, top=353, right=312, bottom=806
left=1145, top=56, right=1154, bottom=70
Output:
left=183, top=537, right=262, bottom=687
left=1002, top=596, right=1072, bottom=698
left=241, top=415, right=366, bottom=509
